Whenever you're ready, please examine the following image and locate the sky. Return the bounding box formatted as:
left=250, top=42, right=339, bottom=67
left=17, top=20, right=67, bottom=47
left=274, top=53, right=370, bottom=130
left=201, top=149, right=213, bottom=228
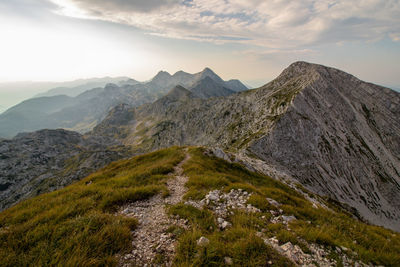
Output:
left=1, top=0, right=400, bottom=92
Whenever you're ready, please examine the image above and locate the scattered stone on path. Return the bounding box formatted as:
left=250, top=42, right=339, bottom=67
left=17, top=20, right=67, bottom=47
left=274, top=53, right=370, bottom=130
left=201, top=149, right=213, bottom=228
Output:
left=118, top=151, right=191, bottom=267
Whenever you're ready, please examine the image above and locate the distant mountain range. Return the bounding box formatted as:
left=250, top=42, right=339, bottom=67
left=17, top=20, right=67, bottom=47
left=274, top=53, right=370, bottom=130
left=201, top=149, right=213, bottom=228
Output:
left=0, top=77, right=130, bottom=112
left=35, top=77, right=133, bottom=97
left=0, top=68, right=247, bottom=138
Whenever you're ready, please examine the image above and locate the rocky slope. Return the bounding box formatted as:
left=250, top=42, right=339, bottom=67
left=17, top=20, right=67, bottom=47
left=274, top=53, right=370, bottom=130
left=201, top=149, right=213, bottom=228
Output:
left=91, top=62, right=400, bottom=231
left=0, top=129, right=131, bottom=211
left=0, top=68, right=246, bottom=138
left=248, top=62, right=400, bottom=231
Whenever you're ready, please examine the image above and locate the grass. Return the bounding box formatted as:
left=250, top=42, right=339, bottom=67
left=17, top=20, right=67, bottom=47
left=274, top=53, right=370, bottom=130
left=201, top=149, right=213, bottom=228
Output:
left=1, top=146, right=400, bottom=266
left=0, top=146, right=185, bottom=266
left=175, top=147, right=400, bottom=266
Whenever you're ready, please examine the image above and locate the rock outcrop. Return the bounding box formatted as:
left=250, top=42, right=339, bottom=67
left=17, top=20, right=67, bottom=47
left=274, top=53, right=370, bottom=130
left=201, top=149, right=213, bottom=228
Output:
left=0, top=129, right=130, bottom=210
left=248, top=62, right=400, bottom=231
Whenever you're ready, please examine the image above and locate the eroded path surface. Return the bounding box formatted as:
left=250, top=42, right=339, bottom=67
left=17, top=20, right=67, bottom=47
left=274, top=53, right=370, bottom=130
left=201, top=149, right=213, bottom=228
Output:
left=119, top=150, right=190, bottom=267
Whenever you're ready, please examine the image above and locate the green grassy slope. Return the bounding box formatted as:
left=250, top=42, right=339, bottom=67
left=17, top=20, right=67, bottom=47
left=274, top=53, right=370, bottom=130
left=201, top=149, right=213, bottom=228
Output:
left=0, top=146, right=399, bottom=266
left=172, top=148, right=400, bottom=266
left=0, top=147, right=184, bottom=266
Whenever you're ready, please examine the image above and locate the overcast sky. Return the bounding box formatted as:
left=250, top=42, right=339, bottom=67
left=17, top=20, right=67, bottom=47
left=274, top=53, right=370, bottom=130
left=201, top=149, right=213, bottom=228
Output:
left=1, top=0, right=400, bottom=88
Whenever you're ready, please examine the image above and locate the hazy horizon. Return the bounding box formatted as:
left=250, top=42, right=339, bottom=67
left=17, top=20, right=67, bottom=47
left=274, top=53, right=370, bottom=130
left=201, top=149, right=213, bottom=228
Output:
left=1, top=0, right=400, bottom=110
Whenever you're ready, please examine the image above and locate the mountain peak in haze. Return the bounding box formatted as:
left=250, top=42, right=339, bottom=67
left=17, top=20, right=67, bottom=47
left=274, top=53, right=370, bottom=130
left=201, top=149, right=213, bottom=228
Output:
left=164, top=85, right=194, bottom=100
left=189, top=76, right=235, bottom=98
left=150, top=71, right=173, bottom=86
left=197, top=67, right=224, bottom=84
left=201, top=67, right=215, bottom=74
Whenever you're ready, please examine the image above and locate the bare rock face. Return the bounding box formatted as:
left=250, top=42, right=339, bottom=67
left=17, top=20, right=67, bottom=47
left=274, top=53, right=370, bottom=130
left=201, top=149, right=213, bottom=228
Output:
left=0, top=129, right=130, bottom=211
left=249, top=62, right=400, bottom=231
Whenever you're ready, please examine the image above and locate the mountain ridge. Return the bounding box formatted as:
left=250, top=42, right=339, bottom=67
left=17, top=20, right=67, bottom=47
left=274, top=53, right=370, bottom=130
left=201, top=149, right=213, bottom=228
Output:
left=1, top=146, right=399, bottom=266
left=90, top=61, right=400, bottom=231
left=1, top=61, right=399, bottom=233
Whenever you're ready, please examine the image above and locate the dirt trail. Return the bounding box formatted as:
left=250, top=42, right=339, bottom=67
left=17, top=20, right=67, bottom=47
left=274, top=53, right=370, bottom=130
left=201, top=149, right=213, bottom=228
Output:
left=119, top=150, right=190, bottom=266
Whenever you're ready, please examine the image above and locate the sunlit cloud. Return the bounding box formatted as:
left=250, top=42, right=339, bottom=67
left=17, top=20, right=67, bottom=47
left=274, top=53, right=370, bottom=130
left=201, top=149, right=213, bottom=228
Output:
left=49, top=0, right=400, bottom=48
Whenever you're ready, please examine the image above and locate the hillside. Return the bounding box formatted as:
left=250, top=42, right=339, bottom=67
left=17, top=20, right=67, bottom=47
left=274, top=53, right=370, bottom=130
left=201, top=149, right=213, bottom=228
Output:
left=0, top=69, right=247, bottom=138
left=0, top=129, right=131, bottom=211
left=91, top=62, right=400, bottom=232
left=0, top=147, right=399, bottom=266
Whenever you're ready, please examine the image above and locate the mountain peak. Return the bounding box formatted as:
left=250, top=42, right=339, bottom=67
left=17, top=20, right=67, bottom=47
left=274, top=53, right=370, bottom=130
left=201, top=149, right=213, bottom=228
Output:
left=282, top=61, right=320, bottom=75
left=270, top=61, right=331, bottom=89
left=150, top=70, right=173, bottom=87
left=195, top=67, right=224, bottom=84
left=174, top=70, right=189, bottom=76
left=201, top=67, right=216, bottom=75
left=156, top=70, right=171, bottom=76
left=283, top=61, right=348, bottom=78
left=165, top=85, right=194, bottom=100
left=152, top=70, right=172, bottom=80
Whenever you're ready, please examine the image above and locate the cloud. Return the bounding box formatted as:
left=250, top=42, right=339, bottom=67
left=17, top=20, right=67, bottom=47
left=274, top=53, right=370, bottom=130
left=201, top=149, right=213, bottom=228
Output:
left=49, top=0, right=400, bottom=48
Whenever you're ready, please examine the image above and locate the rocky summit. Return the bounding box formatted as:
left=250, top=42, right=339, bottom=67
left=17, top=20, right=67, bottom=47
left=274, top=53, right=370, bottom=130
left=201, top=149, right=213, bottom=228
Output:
left=91, top=61, right=400, bottom=231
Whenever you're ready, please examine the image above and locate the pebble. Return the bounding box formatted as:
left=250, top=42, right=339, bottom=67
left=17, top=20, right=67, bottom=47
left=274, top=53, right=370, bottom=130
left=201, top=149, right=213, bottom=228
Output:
left=197, top=236, right=210, bottom=246
left=224, top=257, right=233, bottom=265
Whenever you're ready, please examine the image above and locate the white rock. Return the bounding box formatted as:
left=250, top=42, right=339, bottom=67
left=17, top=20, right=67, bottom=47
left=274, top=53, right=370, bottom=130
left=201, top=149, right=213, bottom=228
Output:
left=224, top=257, right=233, bottom=265
left=197, top=236, right=210, bottom=246
left=266, top=198, right=281, bottom=207
left=221, top=221, right=231, bottom=229
left=281, top=242, right=294, bottom=252
left=282, top=215, right=297, bottom=223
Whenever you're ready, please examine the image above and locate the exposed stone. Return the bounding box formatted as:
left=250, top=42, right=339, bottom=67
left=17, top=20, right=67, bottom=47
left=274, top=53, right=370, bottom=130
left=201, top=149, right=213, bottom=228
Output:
left=224, top=256, right=233, bottom=265
left=261, top=234, right=372, bottom=267
left=267, top=198, right=281, bottom=207
left=0, top=129, right=130, bottom=211
left=197, top=236, right=210, bottom=247
left=282, top=215, right=297, bottom=223
left=221, top=221, right=231, bottom=229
